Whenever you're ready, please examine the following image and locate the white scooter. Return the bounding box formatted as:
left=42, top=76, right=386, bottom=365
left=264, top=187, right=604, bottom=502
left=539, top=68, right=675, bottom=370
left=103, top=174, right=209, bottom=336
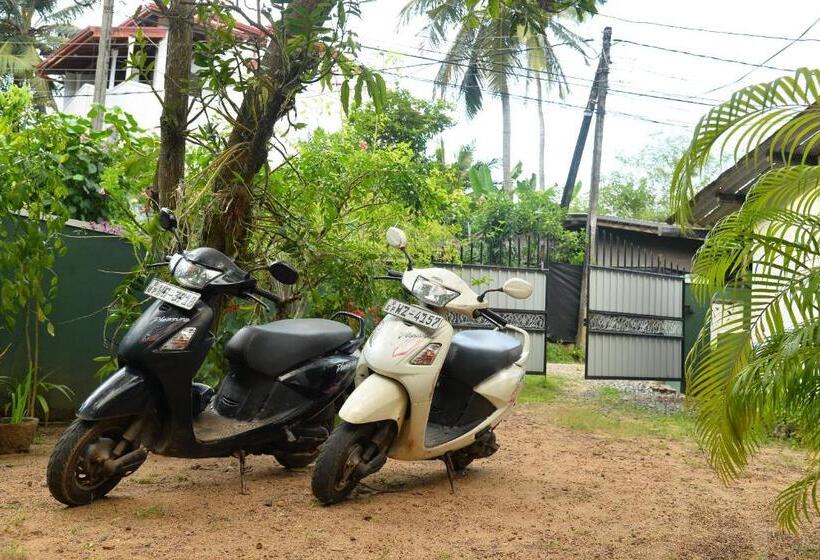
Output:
left=311, top=227, right=533, bottom=504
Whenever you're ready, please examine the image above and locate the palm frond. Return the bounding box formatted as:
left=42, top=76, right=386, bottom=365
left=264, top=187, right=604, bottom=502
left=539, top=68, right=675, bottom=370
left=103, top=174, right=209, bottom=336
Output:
left=776, top=464, right=820, bottom=533
left=40, top=2, right=89, bottom=25
left=401, top=0, right=464, bottom=46
left=670, top=68, right=820, bottom=225
left=0, top=41, right=40, bottom=75
left=680, top=151, right=820, bottom=531
left=459, top=54, right=483, bottom=118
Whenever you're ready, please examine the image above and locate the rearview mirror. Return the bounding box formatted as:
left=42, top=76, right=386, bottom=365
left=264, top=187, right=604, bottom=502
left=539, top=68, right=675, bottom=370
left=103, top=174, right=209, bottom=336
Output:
left=386, top=227, right=407, bottom=249
left=158, top=208, right=177, bottom=231
left=269, top=261, right=299, bottom=285
left=502, top=278, right=532, bottom=300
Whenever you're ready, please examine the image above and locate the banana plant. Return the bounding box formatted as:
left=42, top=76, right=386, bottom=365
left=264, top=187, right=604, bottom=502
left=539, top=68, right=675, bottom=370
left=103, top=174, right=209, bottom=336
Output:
left=670, top=68, right=820, bottom=532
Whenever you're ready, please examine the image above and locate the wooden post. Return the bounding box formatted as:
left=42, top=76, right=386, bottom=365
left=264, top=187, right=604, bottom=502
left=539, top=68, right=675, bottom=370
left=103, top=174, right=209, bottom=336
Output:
left=576, top=27, right=612, bottom=349
left=92, top=0, right=115, bottom=131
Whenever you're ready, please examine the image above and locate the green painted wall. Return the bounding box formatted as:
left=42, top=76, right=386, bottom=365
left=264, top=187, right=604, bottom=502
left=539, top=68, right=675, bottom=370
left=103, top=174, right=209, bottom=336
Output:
left=681, top=280, right=710, bottom=393
left=0, top=220, right=137, bottom=420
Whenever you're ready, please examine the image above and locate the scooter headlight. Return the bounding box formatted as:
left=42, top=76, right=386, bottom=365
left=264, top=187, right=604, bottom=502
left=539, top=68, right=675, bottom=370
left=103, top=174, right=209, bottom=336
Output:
left=170, top=255, right=222, bottom=289
left=411, top=276, right=459, bottom=307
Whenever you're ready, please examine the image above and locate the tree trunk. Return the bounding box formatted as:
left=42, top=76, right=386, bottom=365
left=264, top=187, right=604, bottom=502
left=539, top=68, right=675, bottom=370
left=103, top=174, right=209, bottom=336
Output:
left=200, top=0, right=333, bottom=257
left=156, top=0, right=194, bottom=209
left=501, top=80, right=513, bottom=193
left=536, top=77, right=546, bottom=192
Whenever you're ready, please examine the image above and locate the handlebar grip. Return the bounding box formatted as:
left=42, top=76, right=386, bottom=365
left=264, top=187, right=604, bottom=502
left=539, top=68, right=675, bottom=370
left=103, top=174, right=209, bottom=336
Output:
left=386, top=269, right=403, bottom=278
left=253, top=286, right=282, bottom=305
left=478, top=308, right=508, bottom=327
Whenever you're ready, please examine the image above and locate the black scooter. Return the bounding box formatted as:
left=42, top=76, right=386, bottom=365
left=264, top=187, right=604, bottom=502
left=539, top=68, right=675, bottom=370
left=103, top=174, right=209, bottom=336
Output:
left=47, top=209, right=365, bottom=506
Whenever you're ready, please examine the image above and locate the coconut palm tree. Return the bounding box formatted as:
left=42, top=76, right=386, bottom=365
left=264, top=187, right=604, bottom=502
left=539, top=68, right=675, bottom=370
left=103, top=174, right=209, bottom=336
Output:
left=402, top=0, right=589, bottom=193
left=520, top=19, right=586, bottom=190
left=0, top=0, right=89, bottom=106
left=670, top=68, right=820, bottom=532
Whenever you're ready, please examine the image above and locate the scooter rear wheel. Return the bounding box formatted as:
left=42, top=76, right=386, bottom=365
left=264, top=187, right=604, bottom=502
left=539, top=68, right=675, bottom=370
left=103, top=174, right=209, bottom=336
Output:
left=47, top=418, right=139, bottom=506
left=311, top=422, right=379, bottom=505
left=273, top=450, right=319, bottom=469
left=273, top=418, right=335, bottom=469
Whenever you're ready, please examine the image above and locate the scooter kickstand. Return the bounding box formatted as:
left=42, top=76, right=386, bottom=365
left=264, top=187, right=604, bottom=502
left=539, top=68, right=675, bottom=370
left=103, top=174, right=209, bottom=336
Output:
left=237, top=450, right=248, bottom=495
left=443, top=453, right=456, bottom=495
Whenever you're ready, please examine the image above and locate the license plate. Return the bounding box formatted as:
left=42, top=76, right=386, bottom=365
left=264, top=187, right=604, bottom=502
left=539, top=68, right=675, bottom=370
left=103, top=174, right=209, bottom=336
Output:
left=145, top=279, right=200, bottom=310
left=383, top=299, right=444, bottom=330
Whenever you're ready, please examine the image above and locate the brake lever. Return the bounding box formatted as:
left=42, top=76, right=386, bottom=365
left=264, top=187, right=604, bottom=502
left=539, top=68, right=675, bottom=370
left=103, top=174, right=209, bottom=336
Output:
left=245, top=292, right=271, bottom=313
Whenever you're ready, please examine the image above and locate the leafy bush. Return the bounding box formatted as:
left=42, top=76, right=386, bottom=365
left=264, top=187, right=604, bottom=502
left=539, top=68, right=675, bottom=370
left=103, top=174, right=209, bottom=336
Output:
left=547, top=342, right=584, bottom=364
left=255, top=126, right=459, bottom=318
left=0, top=86, right=153, bottom=418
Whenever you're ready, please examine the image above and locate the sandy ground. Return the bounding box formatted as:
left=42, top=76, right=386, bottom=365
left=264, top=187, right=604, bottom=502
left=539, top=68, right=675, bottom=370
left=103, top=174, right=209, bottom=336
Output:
left=2, top=375, right=819, bottom=559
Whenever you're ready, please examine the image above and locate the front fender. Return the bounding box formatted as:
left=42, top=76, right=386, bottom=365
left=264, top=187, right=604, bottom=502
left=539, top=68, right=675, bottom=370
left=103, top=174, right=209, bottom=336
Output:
left=339, top=374, right=407, bottom=430
left=77, top=366, right=154, bottom=420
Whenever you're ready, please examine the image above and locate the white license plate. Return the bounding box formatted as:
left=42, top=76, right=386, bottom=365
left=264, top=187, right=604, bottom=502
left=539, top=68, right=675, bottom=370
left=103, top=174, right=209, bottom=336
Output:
left=145, top=279, right=201, bottom=310
left=383, top=299, right=444, bottom=330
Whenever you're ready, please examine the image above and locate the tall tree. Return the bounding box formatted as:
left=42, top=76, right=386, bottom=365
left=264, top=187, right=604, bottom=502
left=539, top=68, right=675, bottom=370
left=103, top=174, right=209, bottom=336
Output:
left=670, top=68, right=820, bottom=532
left=520, top=18, right=587, bottom=190
left=199, top=0, right=341, bottom=255
left=154, top=0, right=195, bottom=210
left=402, top=0, right=595, bottom=192
left=0, top=0, right=89, bottom=107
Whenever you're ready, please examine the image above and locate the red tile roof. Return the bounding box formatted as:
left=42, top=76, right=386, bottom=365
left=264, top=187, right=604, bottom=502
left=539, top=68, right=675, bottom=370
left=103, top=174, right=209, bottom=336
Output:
left=39, top=3, right=265, bottom=74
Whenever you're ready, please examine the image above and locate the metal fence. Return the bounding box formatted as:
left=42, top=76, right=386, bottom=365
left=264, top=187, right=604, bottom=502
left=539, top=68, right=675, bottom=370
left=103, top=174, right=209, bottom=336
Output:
left=444, top=235, right=555, bottom=269
left=585, top=266, right=684, bottom=381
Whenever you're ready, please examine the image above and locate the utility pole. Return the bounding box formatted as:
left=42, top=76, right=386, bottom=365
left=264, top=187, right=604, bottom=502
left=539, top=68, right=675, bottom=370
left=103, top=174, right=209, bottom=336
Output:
left=559, top=28, right=610, bottom=208
left=576, top=26, right=612, bottom=349
left=92, top=0, right=115, bottom=131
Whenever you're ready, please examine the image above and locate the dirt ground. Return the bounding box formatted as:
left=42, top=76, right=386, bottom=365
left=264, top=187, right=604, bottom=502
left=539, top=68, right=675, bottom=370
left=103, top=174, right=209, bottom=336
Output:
left=2, top=370, right=819, bottom=559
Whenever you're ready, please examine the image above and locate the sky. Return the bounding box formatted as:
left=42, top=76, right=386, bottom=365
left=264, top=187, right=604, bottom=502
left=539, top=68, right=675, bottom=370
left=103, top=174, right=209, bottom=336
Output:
left=77, top=0, right=820, bottom=194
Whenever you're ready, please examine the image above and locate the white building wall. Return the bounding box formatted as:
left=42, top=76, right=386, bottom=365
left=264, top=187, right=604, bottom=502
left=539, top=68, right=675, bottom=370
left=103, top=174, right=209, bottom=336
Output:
left=57, top=37, right=344, bottom=146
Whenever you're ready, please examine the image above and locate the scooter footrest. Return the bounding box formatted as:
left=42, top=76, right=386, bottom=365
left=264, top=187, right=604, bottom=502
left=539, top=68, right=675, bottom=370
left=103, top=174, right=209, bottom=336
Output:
left=424, top=421, right=483, bottom=448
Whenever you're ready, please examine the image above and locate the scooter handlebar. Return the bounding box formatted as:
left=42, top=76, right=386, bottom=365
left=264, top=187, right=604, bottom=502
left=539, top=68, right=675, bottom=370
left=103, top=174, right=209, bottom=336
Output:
left=251, top=286, right=282, bottom=305
left=477, top=308, right=508, bottom=327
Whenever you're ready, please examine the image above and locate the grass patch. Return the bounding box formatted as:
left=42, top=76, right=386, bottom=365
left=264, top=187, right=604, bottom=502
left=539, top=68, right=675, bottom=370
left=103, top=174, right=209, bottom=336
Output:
left=554, top=386, right=694, bottom=440
left=518, top=374, right=568, bottom=404
left=596, top=386, right=622, bottom=404
left=555, top=404, right=693, bottom=440
left=523, top=381, right=694, bottom=441
left=132, top=476, right=158, bottom=485
left=134, top=505, right=165, bottom=519
left=547, top=343, right=584, bottom=364
left=0, top=542, right=26, bottom=560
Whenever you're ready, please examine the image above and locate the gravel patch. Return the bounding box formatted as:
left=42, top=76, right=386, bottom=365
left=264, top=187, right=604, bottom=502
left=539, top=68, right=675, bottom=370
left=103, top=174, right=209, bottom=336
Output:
left=547, top=362, right=686, bottom=415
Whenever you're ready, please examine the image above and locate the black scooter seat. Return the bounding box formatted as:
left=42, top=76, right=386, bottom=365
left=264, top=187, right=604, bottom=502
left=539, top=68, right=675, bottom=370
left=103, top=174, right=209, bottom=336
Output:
left=225, top=319, right=353, bottom=377
left=442, top=330, right=522, bottom=387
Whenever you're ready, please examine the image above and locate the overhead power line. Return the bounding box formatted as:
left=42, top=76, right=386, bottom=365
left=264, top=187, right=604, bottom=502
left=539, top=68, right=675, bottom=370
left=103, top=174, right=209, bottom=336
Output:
left=360, top=44, right=722, bottom=107
left=613, top=39, right=797, bottom=72
left=598, top=13, right=820, bottom=42
left=704, top=15, right=820, bottom=93
left=373, top=69, right=692, bottom=128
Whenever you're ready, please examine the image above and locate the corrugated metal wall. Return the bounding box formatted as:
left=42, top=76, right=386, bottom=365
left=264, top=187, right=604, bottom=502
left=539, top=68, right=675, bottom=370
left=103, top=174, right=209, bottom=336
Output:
left=437, top=265, right=547, bottom=373
left=589, top=268, right=682, bottom=318
left=586, top=267, right=683, bottom=380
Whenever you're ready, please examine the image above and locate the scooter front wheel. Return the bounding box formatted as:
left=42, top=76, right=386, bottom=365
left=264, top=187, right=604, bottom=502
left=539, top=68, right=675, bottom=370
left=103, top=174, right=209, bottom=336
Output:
left=311, top=422, right=384, bottom=505
left=47, top=418, right=141, bottom=506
